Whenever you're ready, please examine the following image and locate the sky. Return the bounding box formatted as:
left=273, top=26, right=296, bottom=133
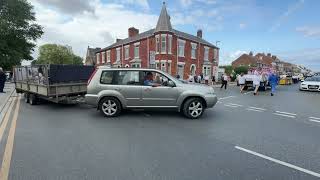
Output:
left=26, top=0, right=320, bottom=71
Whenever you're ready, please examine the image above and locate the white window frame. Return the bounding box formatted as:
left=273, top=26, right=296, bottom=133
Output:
left=125, top=64, right=130, bottom=68
left=116, top=48, right=120, bottom=61
left=155, top=35, right=160, bottom=54
left=107, top=50, right=110, bottom=63
left=204, top=46, right=209, bottom=61
left=202, top=65, right=211, bottom=76
left=124, top=45, right=129, bottom=60
left=96, top=53, right=100, bottom=64
left=191, top=43, right=197, bottom=59
left=213, top=49, right=218, bottom=60
left=168, top=35, right=172, bottom=54
left=160, top=60, right=166, bottom=72
left=178, top=39, right=185, bottom=57
left=134, top=43, right=140, bottom=58
left=102, top=52, right=105, bottom=63
left=131, top=63, right=141, bottom=68
left=161, top=34, right=166, bottom=54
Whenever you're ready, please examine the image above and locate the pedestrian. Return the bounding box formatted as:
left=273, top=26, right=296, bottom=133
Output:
left=253, top=73, right=261, bottom=95
left=176, top=74, right=180, bottom=79
left=238, top=73, right=246, bottom=93
left=268, top=73, right=278, bottom=96
left=194, top=75, right=198, bottom=83
left=204, top=75, right=209, bottom=85
left=220, top=73, right=228, bottom=90
left=0, top=67, right=6, bottom=93
left=211, top=75, right=215, bottom=85
left=188, top=74, right=194, bottom=83
left=197, top=74, right=201, bottom=83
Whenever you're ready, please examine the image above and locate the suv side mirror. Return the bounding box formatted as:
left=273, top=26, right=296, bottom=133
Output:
left=167, top=81, right=175, bottom=87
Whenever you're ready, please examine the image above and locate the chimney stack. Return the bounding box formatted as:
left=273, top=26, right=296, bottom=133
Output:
left=197, top=29, right=202, bottom=38
left=267, top=53, right=271, bottom=57
left=128, top=27, right=139, bottom=38
left=249, top=51, right=253, bottom=56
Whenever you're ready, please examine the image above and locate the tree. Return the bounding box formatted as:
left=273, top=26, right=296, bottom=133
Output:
left=34, top=44, right=83, bottom=65
left=0, top=0, right=43, bottom=70
left=234, top=66, right=249, bottom=75
left=219, top=65, right=233, bottom=75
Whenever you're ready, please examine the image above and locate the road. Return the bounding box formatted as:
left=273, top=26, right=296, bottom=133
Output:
left=0, top=83, right=320, bottom=180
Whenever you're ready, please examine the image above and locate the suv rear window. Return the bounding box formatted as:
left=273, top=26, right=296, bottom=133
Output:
left=100, top=71, right=114, bottom=84
left=114, top=71, right=141, bottom=85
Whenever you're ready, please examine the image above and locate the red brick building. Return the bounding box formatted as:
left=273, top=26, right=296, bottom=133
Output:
left=95, top=2, right=219, bottom=79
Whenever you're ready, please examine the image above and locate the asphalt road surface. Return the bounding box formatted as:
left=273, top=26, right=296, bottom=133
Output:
left=0, top=83, right=320, bottom=180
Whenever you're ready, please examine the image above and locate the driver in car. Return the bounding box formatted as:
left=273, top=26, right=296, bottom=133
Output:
left=144, top=72, right=161, bottom=87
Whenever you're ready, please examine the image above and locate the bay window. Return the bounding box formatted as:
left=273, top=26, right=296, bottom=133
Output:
left=178, top=39, right=185, bottom=57
left=161, top=34, right=166, bottom=54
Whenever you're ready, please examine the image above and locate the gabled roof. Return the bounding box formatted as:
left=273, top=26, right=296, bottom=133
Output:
left=155, top=2, right=172, bottom=32
left=173, top=29, right=217, bottom=48
left=232, top=54, right=257, bottom=65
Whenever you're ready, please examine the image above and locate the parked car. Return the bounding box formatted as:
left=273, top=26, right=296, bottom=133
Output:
left=85, top=67, right=218, bottom=119
left=300, top=76, right=320, bottom=91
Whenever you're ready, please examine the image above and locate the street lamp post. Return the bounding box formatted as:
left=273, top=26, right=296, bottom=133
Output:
left=215, top=41, right=220, bottom=47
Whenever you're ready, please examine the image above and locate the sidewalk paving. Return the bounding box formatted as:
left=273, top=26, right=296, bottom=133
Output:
left=0, top=82, right=15, bottom=114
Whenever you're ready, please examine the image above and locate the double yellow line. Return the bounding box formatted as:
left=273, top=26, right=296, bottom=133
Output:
left=0, top=95, right=21, bottom=180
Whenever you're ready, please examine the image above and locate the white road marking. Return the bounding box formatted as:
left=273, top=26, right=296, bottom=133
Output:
left=273, top=113, right=296, bottom=118
left=227, top=103, right=243, bottom=107
left=246, top=108, right=263, bottom=112
left=309, top=119, right=320, bottom=123
left=235, top=146, right=320, bottom=178
left=224, top=104, right=240, bottom=108
left=219, top=96, right=235, bottom=100
left=244, top=91, right=253, bottom=95
left=249, top=106, right=267, bottom=111
left=309, top=117, right=320, bottom=120
left=275, top=111, right=297, bottom=116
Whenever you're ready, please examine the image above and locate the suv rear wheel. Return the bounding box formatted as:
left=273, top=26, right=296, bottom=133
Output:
left=99, top=97, right=121, bottom=117
left=183, top=98, right=204, bottom=119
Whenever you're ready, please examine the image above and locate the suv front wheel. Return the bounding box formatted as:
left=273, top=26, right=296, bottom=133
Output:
left=183, top=98, right=204, bottom=119
left=99, top=97, right=122, bottom=117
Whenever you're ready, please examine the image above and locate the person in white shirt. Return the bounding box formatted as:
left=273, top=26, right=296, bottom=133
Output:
left=238, top=73, right=246, bottom=93
left=253, top=74, right=261, bottom=95
left=220, top=74, right=229, bottom=89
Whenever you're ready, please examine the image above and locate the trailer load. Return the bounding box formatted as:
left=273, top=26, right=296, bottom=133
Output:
left=14, top=64, right=95, bottom=104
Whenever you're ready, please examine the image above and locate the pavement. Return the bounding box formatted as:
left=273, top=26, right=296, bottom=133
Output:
left=0, top=83, right=15, bottom=123
left=0, top=83, right=320, bottom=179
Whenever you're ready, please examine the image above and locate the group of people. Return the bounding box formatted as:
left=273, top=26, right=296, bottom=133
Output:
left=0, top=67, right=7, bottom=93
left=237, top=72, right=279, bottom=96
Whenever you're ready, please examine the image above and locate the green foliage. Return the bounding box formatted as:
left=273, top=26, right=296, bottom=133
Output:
left=219, top=65, right=233, bottom=75
left=34, top=44, right=83, bottom=65
left=234, top=66, right=249, bottom=75
left=0, top=0, right=43, bottom=70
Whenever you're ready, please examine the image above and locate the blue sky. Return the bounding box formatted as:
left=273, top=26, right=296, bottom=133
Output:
left=28, top=0, right=320, bottom=71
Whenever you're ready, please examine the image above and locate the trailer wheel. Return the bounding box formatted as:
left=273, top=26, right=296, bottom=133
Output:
left=29, top=94, right=37, bottom=105
left=24, top=93, right=29, bottom=103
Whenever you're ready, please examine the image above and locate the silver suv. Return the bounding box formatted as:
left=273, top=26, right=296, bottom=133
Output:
left=85, top=67, right=217, bottom=119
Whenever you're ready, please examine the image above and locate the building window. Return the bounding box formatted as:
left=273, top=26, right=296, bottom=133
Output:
left=214, top=49, right=218, bottom=60
left=191, top=43, right=197, bottom=59
left=116, top=48, right=120, bottom=61
left=96, top=53, right=100, bottom=64
left=102, top=52, right=105, bottom=63
left=202, top=65, right=211, bottom=76
left=190, top=64, right=196, bottom=75
left=107, top=51, right=110, bottom=62
left=204, top=47, right=209, bottom=61
left=168, top=35, right=172, bottom=54
left=124, top=45, right=129, bottom=60
left=131, top=63, right=141, bottom=68
left=161, top=62, right=166, bottom=72
left=161, top=34, right=166, bottom=54
left=125, top=64, right=130, bottom=68
left=156, top=35, right=160, bottom=54
left=178, top=39, right=185, bottom=57
left=134, top=43, right=139, bottom=58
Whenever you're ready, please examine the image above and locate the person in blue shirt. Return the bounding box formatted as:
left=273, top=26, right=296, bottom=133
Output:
left=144, top=72, right=160, bottom=87
left=268, top=73, right=278, bottom=96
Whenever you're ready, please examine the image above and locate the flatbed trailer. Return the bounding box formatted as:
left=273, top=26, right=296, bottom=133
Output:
left=14, top=65, right=94, bottom=105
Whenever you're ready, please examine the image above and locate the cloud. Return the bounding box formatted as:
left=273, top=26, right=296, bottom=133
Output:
left=29, top=0, right=158, bottom=58
left=277, top=48, right=320, bottom=71
left=117, top=0, right=150, bottom=10
left=220, top=50, right=247, bottom=65
left=179, top=0, right=217, bottom=7
left=296, top=26, right=320, bottom=38
left=239, top=23, right=246, bottom=29
left=30, top=0, right=94, bottom=14
left=270, top=0, right=305, bottom=32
